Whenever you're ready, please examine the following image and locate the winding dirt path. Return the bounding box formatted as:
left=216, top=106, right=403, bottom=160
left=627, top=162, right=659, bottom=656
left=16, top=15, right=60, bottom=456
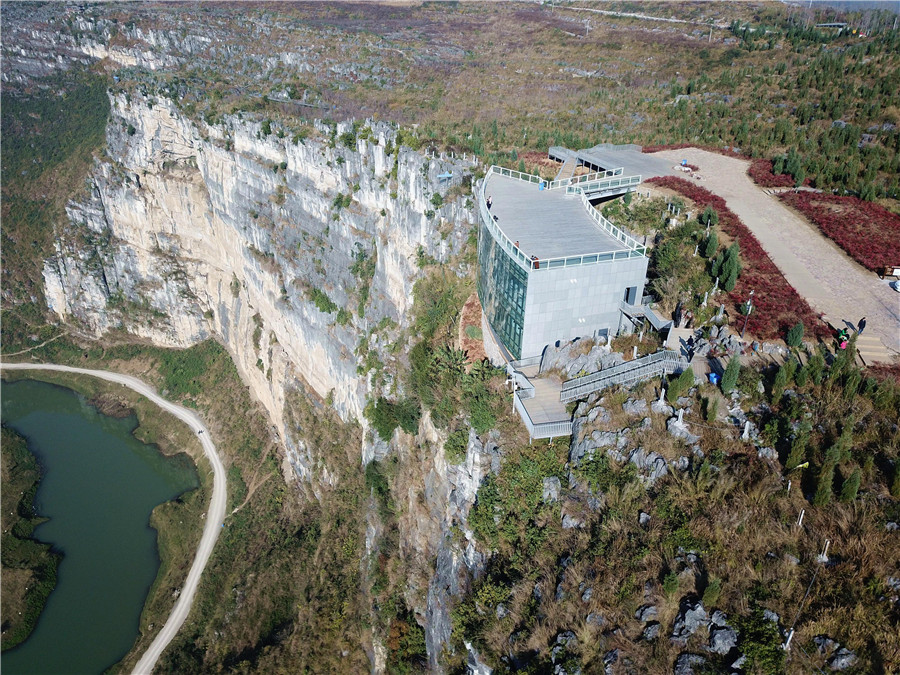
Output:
left=655, top=148, right=899, bottom=360
left=0, top=362, right=227, bottom=674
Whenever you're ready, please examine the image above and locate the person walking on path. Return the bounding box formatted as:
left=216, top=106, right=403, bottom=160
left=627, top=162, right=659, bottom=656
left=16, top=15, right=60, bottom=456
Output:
left=857, top=317, right=866, bottom=335
left=486, top=195, right=493, bottom=210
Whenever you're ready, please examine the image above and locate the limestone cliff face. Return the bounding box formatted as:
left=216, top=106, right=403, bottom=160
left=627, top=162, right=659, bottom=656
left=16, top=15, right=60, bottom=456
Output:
left=43, top=93, right=473, bottom=478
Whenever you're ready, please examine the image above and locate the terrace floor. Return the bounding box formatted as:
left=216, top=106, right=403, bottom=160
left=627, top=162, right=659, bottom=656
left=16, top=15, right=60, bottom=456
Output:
left=520, top=376, right=569, bottom=425
left=484, top=173, right=623, bottom=261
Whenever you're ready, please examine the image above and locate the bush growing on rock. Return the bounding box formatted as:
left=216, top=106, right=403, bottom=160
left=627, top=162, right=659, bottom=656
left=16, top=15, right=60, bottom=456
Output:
left=667, top=368, right=695, bottom=403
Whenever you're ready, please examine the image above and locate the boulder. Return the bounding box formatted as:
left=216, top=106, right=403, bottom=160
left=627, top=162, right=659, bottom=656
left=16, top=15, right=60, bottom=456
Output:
left=674, top=653, right=708, bottom=675
left=588, top=406, right=610, bottom=425
left=757, top=446, right=778, bottom=460
left=710, top=610, right=729, bottom=627
left=639, top=511, right=652, bottom=527
left=652, top=399, right=674, bottom=416
left=642, top=622, right=661, bottom=640
left=586, top=612, right=606, bottom=627
left=543, top=477, right=561, bottom=503
left=828, top=648, right=857, bottom=671
left=674, top=456, right=691, bottom=472
left=629, top=447, right=668, bottom=483
left=635, top=604, right=658, bottom=623
left=708, top=626, right=738, bottom=655
left=623, top=398, right=648, bottom=415
left=641, top=416, right=652, bottom=430
left=581, top=588, right=592, bottom=602
left=671, top=597, right=708, bottom=644
left=667, top=417, right=701, bottom=444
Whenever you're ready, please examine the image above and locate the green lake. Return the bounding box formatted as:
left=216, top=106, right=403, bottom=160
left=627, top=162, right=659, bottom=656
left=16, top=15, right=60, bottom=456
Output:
left=1, top=378, right=198, bottom=675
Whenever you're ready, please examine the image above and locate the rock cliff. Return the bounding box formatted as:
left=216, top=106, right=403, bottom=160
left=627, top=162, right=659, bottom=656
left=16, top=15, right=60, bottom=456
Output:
left=43, top=92, right=473, bottom=474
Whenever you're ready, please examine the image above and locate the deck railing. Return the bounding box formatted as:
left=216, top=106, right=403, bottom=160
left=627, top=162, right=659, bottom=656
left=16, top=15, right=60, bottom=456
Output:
left=480, top=169, right=646, bottom=272
left=547, top=168, right=624, bottom=190
left=559, top=350, right=688, bottom=403
left=513, top=392, right=573, bottom=440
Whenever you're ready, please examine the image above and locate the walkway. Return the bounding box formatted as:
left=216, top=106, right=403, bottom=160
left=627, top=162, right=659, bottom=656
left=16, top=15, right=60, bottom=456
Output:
left=655, top=148, right=900, bottom=363
left=0, top=362, right=228, bottom=674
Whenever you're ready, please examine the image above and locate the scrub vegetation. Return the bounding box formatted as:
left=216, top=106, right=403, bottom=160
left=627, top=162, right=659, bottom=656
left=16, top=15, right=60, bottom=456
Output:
left=0, top=427, right=61, bottom=651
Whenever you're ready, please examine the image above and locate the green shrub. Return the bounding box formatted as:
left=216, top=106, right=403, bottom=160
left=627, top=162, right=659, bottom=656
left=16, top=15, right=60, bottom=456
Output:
left=703, top=231, right=718, bottom=258
left=307, top=288, right=338, bottom=315
left=667, top=368, right=695, bottom=403
left=365, top=397, right=419, bottom=441
left=736, top=607, right=786, bottom=673
left=840, top=468, right=861, bottom=502
left=813, top=462, right=835, bottom=506
left=445, top=430, right=469, bottom=464
left=663, top=571, right=679, bottom=597
left=785, top=322, right=804, bottom=347
left=702, top=576, right=722, bottom=607
left=721, top=356, right=741, bottom=395
left=430, top=192, right=444, bottom=208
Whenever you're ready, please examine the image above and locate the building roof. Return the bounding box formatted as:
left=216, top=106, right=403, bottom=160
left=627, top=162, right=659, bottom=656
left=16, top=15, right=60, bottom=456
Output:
left=483, top=172, right=631, bottom=260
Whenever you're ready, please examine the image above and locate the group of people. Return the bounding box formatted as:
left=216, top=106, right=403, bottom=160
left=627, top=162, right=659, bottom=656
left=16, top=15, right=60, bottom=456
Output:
left=837, top=316, right=866, bottom=350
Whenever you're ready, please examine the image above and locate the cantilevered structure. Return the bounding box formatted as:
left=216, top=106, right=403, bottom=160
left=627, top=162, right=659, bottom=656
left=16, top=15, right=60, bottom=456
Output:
left=477, top=158, right=648, bottom=361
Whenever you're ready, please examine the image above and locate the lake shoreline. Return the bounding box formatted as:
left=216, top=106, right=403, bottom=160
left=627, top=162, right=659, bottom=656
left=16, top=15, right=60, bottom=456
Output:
left=0, top=373, right=209, bottom=672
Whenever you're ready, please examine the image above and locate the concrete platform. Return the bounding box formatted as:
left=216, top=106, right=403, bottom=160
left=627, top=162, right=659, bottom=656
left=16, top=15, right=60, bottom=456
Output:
left=520, top=377, right=569, bottom=425
left=484, top=173, right=624, bottom=261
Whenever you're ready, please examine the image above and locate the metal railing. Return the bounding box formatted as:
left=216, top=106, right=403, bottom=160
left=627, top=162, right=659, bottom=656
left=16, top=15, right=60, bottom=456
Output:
left=575, top=189, right=647, bottom=255
left=559, top=350, right=688, bottom=403
left=513, top=392, right=573, bottom=440
left=564, top=174, right=640, bottom=196
left=547, top=168, right=624, bottom=190
left=480, top=171, right=646, bottom=273
left=619, top=300, right=672, bottom=331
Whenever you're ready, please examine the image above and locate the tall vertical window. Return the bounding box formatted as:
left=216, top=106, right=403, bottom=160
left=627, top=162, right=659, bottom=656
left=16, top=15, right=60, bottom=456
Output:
left=477, top=221, right=527, bottom=359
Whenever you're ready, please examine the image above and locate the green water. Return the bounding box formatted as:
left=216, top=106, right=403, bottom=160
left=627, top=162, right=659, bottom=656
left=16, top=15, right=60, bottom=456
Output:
left=1, top=378, right=199, bottom=675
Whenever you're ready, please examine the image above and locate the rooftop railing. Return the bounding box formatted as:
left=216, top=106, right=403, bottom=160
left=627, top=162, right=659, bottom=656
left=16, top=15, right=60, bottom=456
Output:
left=481, top=167, right=646, bottom=273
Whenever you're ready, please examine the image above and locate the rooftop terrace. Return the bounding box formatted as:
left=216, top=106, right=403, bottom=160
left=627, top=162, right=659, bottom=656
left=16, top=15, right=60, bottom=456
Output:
left=483, top=170, right=639, bottom=262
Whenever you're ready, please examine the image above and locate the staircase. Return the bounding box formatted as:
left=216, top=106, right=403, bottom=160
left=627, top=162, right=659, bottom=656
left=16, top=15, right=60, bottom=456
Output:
left=559, top=350, right=689, bottom=403
left=554, top=157, right=577, bottom=183
left=855, top=334, right=895, bottom=366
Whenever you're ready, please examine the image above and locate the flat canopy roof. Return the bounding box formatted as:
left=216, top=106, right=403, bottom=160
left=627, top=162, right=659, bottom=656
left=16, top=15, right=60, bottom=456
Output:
left=484, top=172, right=626, bottom=260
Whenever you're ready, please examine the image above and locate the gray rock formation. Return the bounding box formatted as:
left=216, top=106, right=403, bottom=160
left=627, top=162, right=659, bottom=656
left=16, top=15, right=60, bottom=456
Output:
left=671, top=597, right=708, bottom=644
left=673, top=653, right=708, bottom=675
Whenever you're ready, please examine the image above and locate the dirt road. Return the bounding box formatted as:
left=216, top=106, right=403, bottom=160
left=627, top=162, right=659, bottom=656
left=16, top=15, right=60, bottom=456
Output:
left=0, top=362, right=227, bottom=674
left=655, top=148, right=899, bottom=360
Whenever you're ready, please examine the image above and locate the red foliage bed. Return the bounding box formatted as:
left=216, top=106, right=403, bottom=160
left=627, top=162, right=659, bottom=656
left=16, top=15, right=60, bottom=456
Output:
left=747, top=159, right=796, bottom=188
left=646, top=176, right=827, bottom=341
left=777, top=191, right=900, bottom=272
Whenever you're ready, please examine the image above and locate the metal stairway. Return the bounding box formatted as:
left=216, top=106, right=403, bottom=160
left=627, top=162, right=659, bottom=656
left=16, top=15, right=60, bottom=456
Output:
left=559, top=350, right=689, bottom=403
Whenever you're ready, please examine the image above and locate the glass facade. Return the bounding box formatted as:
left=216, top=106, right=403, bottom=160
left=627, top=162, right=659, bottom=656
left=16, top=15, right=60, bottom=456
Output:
left=477, top=220, right=527, bottom=359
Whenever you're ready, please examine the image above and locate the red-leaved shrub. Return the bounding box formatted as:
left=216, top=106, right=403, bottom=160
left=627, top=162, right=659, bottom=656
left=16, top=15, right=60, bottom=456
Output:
left=748, top=159, right=796, bottom=188
left=777, top=191, right=900, bottom=272
left=646, top=176, right=827, bottom=341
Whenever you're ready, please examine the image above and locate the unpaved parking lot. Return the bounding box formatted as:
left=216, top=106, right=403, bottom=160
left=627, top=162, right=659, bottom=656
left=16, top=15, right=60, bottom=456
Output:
left=655, top=148, right=899, bottom=359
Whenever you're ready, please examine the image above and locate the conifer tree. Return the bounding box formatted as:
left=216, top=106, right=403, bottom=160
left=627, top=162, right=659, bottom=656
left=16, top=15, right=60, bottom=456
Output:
left=839, top=468, right=861, bottom=502
left=703, top=232, right=718, bottom=258
left=721, top=356, right=741, bottom=395
left=813, top=462, right=835, bottom=506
